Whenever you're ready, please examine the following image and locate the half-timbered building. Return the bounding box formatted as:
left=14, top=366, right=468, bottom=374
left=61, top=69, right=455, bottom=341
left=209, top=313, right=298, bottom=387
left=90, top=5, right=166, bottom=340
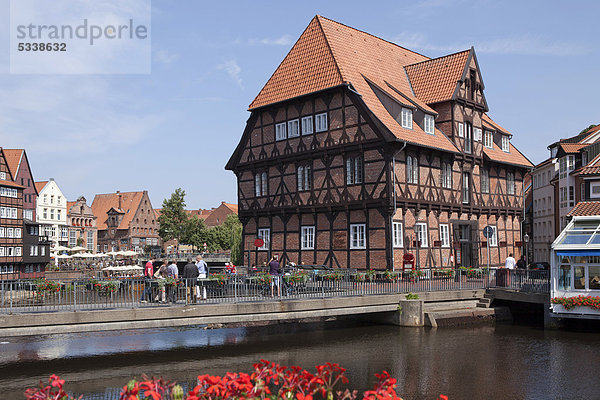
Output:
left=226, top=16, right=533, bottom=269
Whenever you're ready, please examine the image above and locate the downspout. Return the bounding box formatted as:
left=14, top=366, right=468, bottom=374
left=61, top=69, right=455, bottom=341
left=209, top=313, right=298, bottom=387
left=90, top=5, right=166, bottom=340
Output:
left=391, top=141, right=407, bottom=271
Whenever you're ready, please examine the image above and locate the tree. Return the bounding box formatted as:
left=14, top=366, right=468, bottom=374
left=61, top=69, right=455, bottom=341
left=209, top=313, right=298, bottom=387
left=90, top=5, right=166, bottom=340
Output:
left=158, top=188, right=188, bottom=249
left=210, top=214, right=243, bottom=261
left=579, top=124, right=597, bottom=135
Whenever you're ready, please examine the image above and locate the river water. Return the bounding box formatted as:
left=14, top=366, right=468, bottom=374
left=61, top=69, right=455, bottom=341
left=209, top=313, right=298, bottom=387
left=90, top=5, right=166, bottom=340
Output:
left=1, top=320, right=599, bottom=400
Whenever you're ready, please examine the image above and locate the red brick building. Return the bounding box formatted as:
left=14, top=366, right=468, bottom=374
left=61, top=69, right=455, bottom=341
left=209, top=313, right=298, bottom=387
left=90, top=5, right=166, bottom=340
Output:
left=226, top=16, right=532, bottom=269
left=92, top=190, right=160, bottom=253
left=4, top=149, right=38, bottom=221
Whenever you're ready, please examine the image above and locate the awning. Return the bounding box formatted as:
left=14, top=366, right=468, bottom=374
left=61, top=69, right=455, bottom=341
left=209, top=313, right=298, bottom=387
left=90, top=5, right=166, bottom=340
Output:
left=556, top=250, right=600, bottom=257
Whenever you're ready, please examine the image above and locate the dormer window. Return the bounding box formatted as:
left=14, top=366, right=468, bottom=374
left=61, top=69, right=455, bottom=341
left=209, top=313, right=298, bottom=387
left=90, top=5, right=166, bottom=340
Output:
left=501, top=136, right=510, bottom=152
left=275, top=122, right=287, bottom=141
left=401, top=108, right=413, bottom=129
left=287, top=119, right=299, bottom=138
left=484, top=131, right=493, bottom=148
left=424, top=114, right=435, bottom=135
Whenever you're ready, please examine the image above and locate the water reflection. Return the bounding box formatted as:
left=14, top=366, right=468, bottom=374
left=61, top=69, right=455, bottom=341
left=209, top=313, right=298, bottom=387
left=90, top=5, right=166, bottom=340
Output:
left=1, top=322, right=600, bottom=400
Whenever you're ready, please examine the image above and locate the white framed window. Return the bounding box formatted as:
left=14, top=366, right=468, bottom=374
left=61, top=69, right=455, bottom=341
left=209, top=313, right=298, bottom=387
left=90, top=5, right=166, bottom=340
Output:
left=474, top=127, right=482, bottom=142
left=57, top=196, right=62, bottom=205
left=0, top=172, right=5, bottom=180
left=255, top=172, right=268, bottom=197
left=69, top=230, right=77, bottom=247
left=401, top=108, right=413, bottom=129
left=590, top=182, right=600, bottom=199
left=275, top=122, right=287, bottom=141
left=30, top=245, right=35, bottom=256
left=481, top=169, right=490, bottom=194
left=465, top=122, right=472, bottom=154
left=6, top=228, right=13, bottom=238
left=15, top=228, right=21, bottom=238
left=50, top=195, right=54, bottom=204
left=301, top=116, right=313, bottom=135
left=57, top=209, right=62, bottom=221
left=0, top=247, right=4, bottom=256
left=462, top=172, right=470, bottom=204
left=103, top=244, right=108, bottom=252
left=24, top=210, right=33, bottom=220
left=489, top=226, right=498, bottom=247
left=392, top=222, right=403, bottom=248
left=507, top=172, right=515, bottom=195
left=43, top=208, right=48, bottom=219
left=441, top=162, right=452, bottom=189
left=301, top=226, right=315, bottom=250
left=407, top=156, right=418, bottom=184
left=415, top=223, right=428, bottom=248
left=350, top=224, right=366, bottom=249
left=424, top=114, right=435, bottom=134
left=7, top=247, right=13, bottom=256
left=439, top=224, right=450, bottom=248
left=0, top=207, right=5, bottom=218
left=501, top=136, right=510, bottom=152
left=257, top=228, right=270, bottom=251
left=0, top=227, right=4, bottom=237
left=567, top=155, right=575, bottom=171
left=287, top=119, right=300, bottom=138
left=87, top=231, right=94, bottom=251
left=458, top=122, right=464, bottom=137
left=484, top=131, right=493, bottom=148
left=10, top=208, right=16, bottom=219
left=50, top=209, right=54, bottom=220
left=41, top=246, right=45, bottom=256
left=297, top=165, right=311, bottom=191
left=315, top=113, right=328, bottom=132
left=346, top=156, right=363, bottom=185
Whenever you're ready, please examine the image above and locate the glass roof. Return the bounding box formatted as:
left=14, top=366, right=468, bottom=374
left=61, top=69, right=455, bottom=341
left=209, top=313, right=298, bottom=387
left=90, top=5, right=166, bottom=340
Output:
left=557, top=220, right=600, bottom=246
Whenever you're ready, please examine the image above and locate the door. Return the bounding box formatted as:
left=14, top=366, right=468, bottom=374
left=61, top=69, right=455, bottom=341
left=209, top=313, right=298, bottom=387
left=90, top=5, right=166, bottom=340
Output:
left=459, top=224, right=472, bottom=268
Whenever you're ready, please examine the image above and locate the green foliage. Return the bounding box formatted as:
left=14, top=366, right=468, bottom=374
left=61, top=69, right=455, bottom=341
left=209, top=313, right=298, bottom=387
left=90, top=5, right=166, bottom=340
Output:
left=405, top=293, right=419, bottom=300
left=76, top=237, right=84, bottom=247
left=158, top=188, right=188, bottom=244
left=579, top=124, right=597, bottom=135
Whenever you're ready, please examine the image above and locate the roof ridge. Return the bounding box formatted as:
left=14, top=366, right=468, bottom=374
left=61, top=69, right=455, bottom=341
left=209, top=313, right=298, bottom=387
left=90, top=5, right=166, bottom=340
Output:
left=316, top=15, right=430, bottom=60
left=404, top=48, right=471, bottom=69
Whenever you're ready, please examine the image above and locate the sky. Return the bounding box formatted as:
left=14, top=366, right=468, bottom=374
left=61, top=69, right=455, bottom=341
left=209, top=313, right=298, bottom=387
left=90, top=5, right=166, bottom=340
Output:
left=0, top=0, right=598, bottom=210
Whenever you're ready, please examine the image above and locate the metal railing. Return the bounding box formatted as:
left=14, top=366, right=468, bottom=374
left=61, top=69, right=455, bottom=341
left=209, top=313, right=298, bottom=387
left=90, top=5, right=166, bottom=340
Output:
left=0, top=268, right=549, bottom=314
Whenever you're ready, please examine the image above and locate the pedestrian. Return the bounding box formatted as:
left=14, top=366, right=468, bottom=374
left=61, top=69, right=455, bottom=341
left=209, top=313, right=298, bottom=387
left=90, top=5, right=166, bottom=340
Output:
left=140, top=258, right=154, bottom=303
left=182, top=257, right=199, bottom=303
left=196, top=255, right=208, bottom=300
left=505, top=253, right=516, bottom=287
left=517, top=255, right=526, bottom=269
left=153, top=260, right=168, bottom=303
left=167, top=260, right=179, bottom=303
left=269, top=255, right=281, bottom=297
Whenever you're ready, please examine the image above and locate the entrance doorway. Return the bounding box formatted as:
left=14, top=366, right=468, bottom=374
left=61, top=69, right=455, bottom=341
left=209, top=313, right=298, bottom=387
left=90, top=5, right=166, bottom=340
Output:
left=453, top=223, right=476, bottom=268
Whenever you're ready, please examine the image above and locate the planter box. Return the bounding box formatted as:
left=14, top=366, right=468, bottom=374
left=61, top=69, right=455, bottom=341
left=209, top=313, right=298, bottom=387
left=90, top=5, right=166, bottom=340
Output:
left=552, top=304, right=600, bottom=316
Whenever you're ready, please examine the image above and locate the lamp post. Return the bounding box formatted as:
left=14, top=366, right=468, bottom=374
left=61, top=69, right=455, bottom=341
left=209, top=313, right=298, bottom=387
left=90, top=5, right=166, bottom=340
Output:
left=523, top=233, right=530, bottom=268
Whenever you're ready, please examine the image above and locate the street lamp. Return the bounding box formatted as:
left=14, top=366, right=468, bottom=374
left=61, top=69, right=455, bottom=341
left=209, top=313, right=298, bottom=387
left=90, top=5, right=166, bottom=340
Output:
left=523, top=233, right=530, bottom=268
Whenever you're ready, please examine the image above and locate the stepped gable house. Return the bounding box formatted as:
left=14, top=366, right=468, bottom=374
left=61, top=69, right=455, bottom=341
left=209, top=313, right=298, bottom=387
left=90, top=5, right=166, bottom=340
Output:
left=92, top=190, right=160, bottom=253
left=0, top=148, right=25, bottom=276
left=4, top=149, right=38, bottom=221
left=226, top=16, right=533, bottom=269
left=67, top=196, right=98, bottom=253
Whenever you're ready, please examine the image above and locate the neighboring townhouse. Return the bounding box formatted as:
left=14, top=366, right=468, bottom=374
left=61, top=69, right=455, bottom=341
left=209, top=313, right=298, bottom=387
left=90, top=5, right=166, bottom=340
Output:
left=203, top=202, right=238, bottom=227
left=531, top=158, right=559, bottom=263
left=35, top=178, right=68, bottom=249
left=67, top=196, right=98, bottom=253
left=0, top=148, right=24, bottom=277
left=226, top=16, right=533, bottom=270
left=92, top=190, right=160, bottom=253
left=4, top=149, right=38, bottom=221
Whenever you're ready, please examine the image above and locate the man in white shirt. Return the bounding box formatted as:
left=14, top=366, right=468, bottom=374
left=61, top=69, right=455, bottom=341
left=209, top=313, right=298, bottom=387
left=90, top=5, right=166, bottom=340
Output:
left=505, top=253, right=516, bottom=270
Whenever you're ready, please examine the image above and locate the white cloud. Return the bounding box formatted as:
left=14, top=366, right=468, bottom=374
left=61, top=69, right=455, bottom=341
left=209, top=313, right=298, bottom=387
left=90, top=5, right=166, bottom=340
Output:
left=247, top=34, right=293, bottom=46
left=392, top=32, right=592, bottom=57
left=217, top=59, right=243, bottom=88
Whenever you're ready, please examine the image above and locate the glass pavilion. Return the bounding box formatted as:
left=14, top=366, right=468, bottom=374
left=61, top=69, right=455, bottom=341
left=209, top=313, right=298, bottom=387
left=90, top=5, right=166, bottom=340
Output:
left=551, top=216, right=600, bottom=318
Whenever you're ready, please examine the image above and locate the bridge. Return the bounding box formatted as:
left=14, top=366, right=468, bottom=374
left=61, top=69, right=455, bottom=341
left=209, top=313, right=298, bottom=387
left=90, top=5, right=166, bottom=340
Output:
left=0, top=269, right=550, bottom=337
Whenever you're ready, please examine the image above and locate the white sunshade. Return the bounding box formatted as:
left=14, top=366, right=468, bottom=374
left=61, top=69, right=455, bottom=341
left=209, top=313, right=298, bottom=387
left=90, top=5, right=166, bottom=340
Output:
left=54, top=254, right=72, bottom=259
left=53, top=245, right=71, bottom=252
left=69, top=246, right=88, bottom=252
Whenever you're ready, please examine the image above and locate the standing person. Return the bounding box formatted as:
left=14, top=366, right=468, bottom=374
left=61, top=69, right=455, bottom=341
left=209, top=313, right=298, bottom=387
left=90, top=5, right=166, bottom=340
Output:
left=505, top=253, right=516, bottom=287
left=516, top=255, right=526, bottom=269
left=182, top=258, right=199, bottom=303
left=167, top=260, right=179, bottom=303
left=154, top=260, right=168, bottom=303
left=196, top=255, right=208, bottom=300
left=269, top=255, right=281, bottom=297
left=140, top=259, right=154, bottom=303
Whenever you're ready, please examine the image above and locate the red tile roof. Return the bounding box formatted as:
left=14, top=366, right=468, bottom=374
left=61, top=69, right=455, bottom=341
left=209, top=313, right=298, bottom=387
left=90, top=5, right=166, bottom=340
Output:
left=482, top=113, right=511, bottom=135
left=559, top=142, right=587, bottom=154
left=404, top=50, right=470, bottom=105
left=0, top=179, right=24, bottom=189
left=35, top=181, right=48, bottom=193
left=567, top=201, right=600, bottom=217
left=3, top=149, right=23, bottom=179
left=483, top=142, right=533, bottom=168
left=573, top=153, right=600, bottom=176
left=91, top=191, right=145, bottom=230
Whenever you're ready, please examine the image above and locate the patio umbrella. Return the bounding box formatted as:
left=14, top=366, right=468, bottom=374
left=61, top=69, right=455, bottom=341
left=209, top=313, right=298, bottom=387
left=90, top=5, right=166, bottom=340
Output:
left=54, top=254, right=72, bottom=259
left=121, top=250, right=138, bottom=257
left=69, top=246, right=88, bottom=253
left=94, top=253, right=109, bottom=257
left=53, top=245, right=70, bottom=252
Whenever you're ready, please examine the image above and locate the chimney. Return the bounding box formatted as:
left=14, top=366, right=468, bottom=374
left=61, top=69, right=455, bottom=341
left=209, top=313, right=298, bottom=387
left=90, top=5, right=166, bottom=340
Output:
left=117, top=190, right=122, bottom=209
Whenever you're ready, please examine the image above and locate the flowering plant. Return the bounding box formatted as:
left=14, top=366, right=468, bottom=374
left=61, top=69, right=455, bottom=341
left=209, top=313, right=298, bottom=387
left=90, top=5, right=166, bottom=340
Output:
left=552, top=295, right=600, bottom=311
left=253, top=272, right=272, bottom=285
left=433, top=269, right=453, bottom=277
left=209, top=273, right=228, bottom=285
left=322, top=271, right=343, bottom=282
left=24, top=374, right=81, bottom=400
left=34, top=279, right=61, bottom=298
left=165, top=277, right=181, bottom=287
left=283, top=271, right=308, bottom=285
left=409, top=270, right=424, bottom=279
left=88, top=279, right=120, bottom=295
left=383, top=270, right=401, bottom=282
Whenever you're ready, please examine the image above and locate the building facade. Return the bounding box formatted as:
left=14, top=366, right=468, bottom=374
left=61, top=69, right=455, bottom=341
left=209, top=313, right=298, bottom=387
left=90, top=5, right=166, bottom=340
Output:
left=4, top=149, right=38, bottom=221
left=92, top=190, right=160, bottom=253
left=67, top=196, right=98, bottom=253
left=0, top=148, right=25, bottom=277
left=531, top=159, right=558, bottom=263
left=22, top=219, right=51, bottom=278
left=35, top=179, right=68, bottom=248
left=227, top=16, right=532, bottom=270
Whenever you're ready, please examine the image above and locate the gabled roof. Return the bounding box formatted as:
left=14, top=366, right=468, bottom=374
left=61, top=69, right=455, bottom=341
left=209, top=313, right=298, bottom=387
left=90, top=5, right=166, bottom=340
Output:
left=483, top=142, right=533, bottom=168
left=247, top=15, right=459, bottom=154
left=573, top=153, right=600, bottom=176
left=3, top=149, right=23, bottom=179
left=567, top=201, right=600, bottom=217
left=222, top=202, right=238, bottom=214
left=91, top=191, right=145, bottom=231
left=35, top=181, right=48, bottom=193
left=0, top=179, right=24, bottom=189
left=404, top=50, right=471, bottom=105
left=482, top=114, right=511, bottom=135
left=558, top=142, right=587, bottom=154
